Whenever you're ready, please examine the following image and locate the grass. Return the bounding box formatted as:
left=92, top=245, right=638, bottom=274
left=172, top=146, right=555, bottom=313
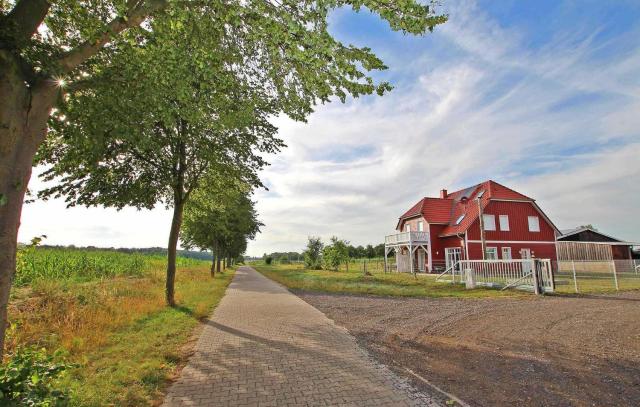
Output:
left=554, top=271, right=640, bottom=293
left=7, top=249, right=235, bottom=406
left=253, top=263, right=528, bottom=299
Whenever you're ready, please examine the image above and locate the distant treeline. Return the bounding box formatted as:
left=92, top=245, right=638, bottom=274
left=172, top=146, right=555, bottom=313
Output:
left=33, top=245, right=214, bottom=261
left=255, top=243, right=386, bottom=263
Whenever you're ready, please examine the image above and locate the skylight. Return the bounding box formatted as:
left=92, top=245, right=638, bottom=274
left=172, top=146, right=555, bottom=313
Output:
left=476, top=190, right=485, bottom=198
left=455, top=214, right=465, bottom=225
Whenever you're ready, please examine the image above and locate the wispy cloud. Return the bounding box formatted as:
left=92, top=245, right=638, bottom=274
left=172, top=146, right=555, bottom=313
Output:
left=249, top=0, right=640, bottom=253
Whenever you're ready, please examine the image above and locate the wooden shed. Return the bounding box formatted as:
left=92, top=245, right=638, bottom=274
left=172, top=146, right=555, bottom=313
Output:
left=556, top=227, right=636, bottom=261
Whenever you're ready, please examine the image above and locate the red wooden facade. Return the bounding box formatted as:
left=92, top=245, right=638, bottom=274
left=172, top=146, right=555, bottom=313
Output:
left=395, top=180, right=559, bottom=272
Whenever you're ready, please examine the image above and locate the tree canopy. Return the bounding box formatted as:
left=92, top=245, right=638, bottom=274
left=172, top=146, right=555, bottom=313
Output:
left=0, top=0, right=446, bottom=355
left=181, top=175, right=262, bottom=276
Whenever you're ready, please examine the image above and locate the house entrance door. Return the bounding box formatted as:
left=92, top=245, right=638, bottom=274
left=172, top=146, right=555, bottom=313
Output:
left=417, top=249, right=426, bottom=272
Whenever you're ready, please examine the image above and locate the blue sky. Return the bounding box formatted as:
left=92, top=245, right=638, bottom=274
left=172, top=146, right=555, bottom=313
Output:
left=20, top=0, right=640, bottom=254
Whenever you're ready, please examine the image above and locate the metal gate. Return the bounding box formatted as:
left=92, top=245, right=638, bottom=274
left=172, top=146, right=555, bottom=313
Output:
left=440, top=259, right=554, bottom=294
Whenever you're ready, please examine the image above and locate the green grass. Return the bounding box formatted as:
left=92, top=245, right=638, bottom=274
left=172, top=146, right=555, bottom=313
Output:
left=253, top=263, right=528, bottom=299
left=64, top=267, right=235, bottom=406
left=15, top=246, right=208, bottom=287
left=8, top=247, right=235, bottom=406
left=554, top=271, right=640, bottom=293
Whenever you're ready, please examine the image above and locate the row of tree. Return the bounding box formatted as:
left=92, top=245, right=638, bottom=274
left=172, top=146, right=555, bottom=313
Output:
left=0, top=0, right=446, bottom=357
left=262, top=242, right=385, bottom=266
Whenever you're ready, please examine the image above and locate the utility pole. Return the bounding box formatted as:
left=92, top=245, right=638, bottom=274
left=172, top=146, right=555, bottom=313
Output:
left=477, top=197, right=486, bottom=260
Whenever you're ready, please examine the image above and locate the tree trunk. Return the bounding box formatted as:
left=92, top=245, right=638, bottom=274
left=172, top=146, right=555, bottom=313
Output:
left=0, top=51, right=57, bottom=358
left=165, top=200, right=184, bottom=306
left=210, top=255, right=216, bottom=277
left=216, top=254, right=221, bottom=274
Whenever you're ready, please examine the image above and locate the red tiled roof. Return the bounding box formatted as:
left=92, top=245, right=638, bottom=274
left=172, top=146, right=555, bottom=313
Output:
left=397, top=180, right=534, bottom=236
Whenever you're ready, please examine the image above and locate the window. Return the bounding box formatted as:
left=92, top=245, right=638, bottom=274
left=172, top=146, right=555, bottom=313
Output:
left=418, top=221, right=424, bottom=232
left=455, top=214, right=465, bottom=225
left=405, top=224, right=411, bottom=232
left=502, top=247, right=512, bottom=260
left=499, top=215, right=510, bottom=231
left=485, top=247, right=498, bottom=260
left=482, top=214, right=496, bottom=231
left=476, top=189, right=485, bottom=198
left=528, top=216, right=540, bottom=232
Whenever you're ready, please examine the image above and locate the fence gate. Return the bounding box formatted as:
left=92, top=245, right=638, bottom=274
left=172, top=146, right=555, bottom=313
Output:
left=438, top=259, right=554, bottom=294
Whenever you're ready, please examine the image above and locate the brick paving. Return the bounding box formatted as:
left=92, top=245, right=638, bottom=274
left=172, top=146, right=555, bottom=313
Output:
left=163, top=266, right=442, bottom=407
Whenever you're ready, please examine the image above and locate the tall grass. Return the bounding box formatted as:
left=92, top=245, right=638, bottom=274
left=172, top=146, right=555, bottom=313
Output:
left=15, top=247, right=211, bottom=286
left=15, top=247, right=146, bottom=286
left=7, top=246, right=231, bottom=406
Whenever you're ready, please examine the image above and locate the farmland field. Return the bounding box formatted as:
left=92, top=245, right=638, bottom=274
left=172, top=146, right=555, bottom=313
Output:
left=7, top=246, right=234, bottom=406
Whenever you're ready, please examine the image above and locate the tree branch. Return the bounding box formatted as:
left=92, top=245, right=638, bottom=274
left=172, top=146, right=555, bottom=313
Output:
left=56, top=0, right=167, bottom=73
left=3, top=0, right=51, bottom=46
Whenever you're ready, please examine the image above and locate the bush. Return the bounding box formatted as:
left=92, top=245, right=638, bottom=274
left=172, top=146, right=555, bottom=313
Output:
left=0, top=347, right=72, bottom=406
left=304, top=236, right=323, bottom=269
left=265, top=256, right=273, bottom=265
left=322, top=237, right=349, bottom=271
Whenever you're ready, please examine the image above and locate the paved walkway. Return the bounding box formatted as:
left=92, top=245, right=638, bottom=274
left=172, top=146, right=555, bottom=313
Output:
left=163, top=266, right=441, bottom=407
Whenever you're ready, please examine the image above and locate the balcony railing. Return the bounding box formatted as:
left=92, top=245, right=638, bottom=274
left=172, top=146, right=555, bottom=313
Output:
left=385, top=231, right=430, bottom=245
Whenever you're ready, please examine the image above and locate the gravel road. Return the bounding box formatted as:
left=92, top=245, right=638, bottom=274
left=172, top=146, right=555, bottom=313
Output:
left=299, top=291, right=640, bottom=407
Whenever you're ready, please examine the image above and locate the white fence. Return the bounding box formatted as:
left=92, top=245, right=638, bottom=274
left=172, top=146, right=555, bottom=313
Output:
left=437, top=259, right=554, bottom=294
left=553, top=259, right=640, bottom=293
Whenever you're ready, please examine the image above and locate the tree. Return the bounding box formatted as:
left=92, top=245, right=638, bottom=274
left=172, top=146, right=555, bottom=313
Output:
left=37, top=18, right=277, bottom=306
left=304, top=237, right=324, bottom=270
left=365, top=244, right=376, bottom=259
left=322, top=237, right=349, bottom=271
left=0, top=0, right=446, bottom=356
left=181, top=175, right=261, bottom=278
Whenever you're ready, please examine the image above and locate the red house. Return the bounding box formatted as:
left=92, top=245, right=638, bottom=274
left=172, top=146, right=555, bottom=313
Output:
left=385, top=180, right=559, bottom=273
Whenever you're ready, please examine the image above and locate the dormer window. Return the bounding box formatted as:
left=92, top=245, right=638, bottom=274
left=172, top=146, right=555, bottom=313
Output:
left=455, top=214, right=465, bottom=225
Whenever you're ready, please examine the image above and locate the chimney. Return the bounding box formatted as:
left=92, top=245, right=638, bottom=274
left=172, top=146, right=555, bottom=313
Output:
left=440, top=189, right=448, bottom=199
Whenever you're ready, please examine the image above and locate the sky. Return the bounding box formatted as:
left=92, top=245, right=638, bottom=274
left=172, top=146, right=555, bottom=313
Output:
left=19, top=0, right=640, bottom=255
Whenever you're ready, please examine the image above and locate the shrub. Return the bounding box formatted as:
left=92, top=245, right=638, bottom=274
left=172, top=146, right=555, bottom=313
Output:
left=265, top=256, right=273, bottom=265
left=322, top=237, right=349, bottom=271
left=0, top=347, right=72, bottom=406
left=304, top=236, right=323, bottom=269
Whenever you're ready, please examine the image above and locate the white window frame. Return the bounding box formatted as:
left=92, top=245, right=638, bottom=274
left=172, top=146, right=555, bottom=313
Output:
left=501, top=247, right=512, bottom=260
left=405, top=224, right=411, bottom=232
left=499, top=215, right=510, bottom=231
left=528, top=216, right=540, bottom=232
left=485, top=247, right=498, bottom=260
left=418, top=221, right=424, bottom=232
left=483, top=214, right=496, bottom=231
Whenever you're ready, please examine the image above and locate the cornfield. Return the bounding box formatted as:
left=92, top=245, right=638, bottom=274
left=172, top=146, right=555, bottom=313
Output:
left=15, top=247, right=147, bottom=286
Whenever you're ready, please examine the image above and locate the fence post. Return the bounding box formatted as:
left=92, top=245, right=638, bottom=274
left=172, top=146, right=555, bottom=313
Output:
left=611, top=260, right=619, bottom=291
left=532, top=260, right=541, bottom=295
left=571, top=260, right=578, bottom=293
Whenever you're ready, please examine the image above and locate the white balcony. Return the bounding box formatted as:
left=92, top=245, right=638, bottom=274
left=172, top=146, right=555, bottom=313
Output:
left=385, top=231, right=430, bottom=246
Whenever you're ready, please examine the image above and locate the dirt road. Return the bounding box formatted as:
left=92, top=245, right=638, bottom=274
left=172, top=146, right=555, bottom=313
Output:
left=299, top=291, right=640, bottom=407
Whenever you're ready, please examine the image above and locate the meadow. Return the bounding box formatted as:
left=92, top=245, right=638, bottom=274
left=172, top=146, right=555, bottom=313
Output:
left=7, top=246, right=234, bottom=406
left=252, top=262, right=527, bottom=299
